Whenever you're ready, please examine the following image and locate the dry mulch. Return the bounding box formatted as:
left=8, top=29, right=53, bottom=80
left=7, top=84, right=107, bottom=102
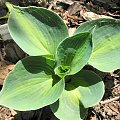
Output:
left=0, top=0, right=120, bottom=120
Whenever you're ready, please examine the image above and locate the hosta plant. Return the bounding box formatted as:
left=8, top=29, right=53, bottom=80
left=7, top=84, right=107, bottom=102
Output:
left=0, top=2, right=120, bottom=120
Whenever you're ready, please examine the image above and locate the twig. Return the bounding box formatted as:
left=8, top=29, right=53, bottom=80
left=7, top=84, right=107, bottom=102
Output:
left=99, top=96, right=120, bottom=105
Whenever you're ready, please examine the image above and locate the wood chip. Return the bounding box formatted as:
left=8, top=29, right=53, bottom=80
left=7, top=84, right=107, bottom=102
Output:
left=0, top=61, right=14, bottom=85
left=80, top=9, right=112, bottom=20
left=68, top=27, right=76, bottom=36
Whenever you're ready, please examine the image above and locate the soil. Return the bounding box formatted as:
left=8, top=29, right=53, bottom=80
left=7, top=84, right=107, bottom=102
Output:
left=0, top=0, right=120, bottom=120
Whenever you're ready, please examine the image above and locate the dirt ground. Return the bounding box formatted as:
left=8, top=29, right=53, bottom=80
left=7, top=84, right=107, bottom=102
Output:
left=0, top=0, right=120, bottom=120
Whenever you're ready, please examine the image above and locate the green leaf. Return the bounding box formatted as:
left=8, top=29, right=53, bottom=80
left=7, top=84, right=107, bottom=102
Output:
left=7, top=3, right=68, bottom=58
left=0, top=12, right=9, bottom=19
left=55, top=32, right=92, bottom=76
left=51, top=92, right=88, bottom=120
left=51, top=70, right=104, bottom=120
left=0, top=34, right=2, bottom=40
left=0, top=56, right=65, bottom=111
left=51, top=96, right=88, bottom=120
left=74, top=18, right=120, bottom=71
